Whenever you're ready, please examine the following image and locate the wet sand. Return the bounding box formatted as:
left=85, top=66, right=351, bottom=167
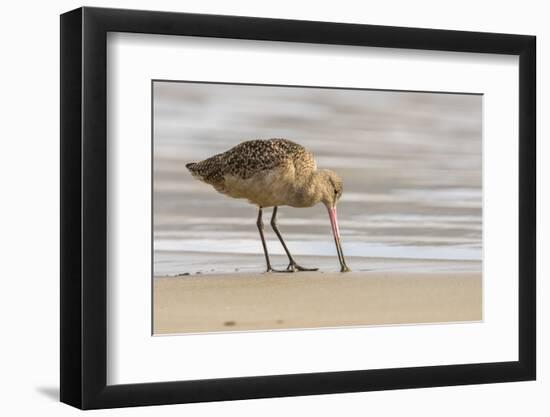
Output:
left=153, top=271, right=482, bottom=334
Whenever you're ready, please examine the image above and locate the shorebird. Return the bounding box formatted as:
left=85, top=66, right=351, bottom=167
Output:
left=186, top=138, right=351, bottom=272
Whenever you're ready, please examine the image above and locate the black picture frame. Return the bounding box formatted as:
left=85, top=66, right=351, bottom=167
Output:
left=60, top=6, right=536, bottom=410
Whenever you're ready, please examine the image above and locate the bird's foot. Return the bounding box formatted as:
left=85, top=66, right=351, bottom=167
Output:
left=267, top=265, right=294, bottom=273
left=265, top=265, right=290, bottom=273
left=269, top=262, right=319, bottom=273
left=291, top=262, right=319, bottom=272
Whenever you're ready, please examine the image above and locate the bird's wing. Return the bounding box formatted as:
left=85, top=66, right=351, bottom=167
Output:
left=222, top=139, right=316, bottom=180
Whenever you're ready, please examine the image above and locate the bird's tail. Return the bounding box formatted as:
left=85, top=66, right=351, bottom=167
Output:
left=186, top=162, right=205, bottom=180
left=186, top=158, right=221, bottom=185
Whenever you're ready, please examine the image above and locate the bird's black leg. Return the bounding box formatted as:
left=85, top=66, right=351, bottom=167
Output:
left=270, top=207, right=319, bottom=272
left=256, top=207, right=276, bottom=272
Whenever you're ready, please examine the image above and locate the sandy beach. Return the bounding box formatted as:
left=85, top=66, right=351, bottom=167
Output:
left=153, top=271, right=482, bottom=334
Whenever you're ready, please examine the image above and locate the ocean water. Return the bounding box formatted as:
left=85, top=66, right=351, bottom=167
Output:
left=153, top=82, right=482, bottom=276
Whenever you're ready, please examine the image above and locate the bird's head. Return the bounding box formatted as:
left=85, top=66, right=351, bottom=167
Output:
left=316, top=169, right=344, bottom=209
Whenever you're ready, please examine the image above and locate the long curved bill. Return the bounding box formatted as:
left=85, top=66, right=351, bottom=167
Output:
left=327, top=206, right=351, bottom=272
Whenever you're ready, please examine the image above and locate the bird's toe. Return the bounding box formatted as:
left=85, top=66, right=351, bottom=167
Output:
left=296, top=265, right=319, bottom=272
left=268, top=266, right=295, bottom=273
left=292, top=262, right=318, bottom=272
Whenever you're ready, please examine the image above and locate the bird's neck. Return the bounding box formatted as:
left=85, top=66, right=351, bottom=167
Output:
left=289, top=170, right=324, bottom=208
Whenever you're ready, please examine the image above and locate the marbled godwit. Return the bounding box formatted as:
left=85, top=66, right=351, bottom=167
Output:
left=186, top=138, right=351, bottom=272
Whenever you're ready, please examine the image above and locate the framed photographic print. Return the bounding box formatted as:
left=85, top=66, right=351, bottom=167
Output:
left=60, top=6, right=536, bottom=409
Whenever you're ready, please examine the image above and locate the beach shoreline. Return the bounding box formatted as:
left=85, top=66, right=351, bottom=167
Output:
left=153, top=271, right=482, bottom=335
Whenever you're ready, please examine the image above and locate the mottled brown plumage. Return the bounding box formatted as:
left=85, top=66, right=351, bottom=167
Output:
left=186, top=139, right=315, bottom=197
left=187, top=138, right=350, bottom=272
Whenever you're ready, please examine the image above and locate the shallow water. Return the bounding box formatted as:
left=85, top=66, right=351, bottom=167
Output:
left=153, top=82, right=482, bottom=276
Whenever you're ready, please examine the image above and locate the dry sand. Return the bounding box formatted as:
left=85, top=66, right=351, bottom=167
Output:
left=153, top=271, right=482, bottom=334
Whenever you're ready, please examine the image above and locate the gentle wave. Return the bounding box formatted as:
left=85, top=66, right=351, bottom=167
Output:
left=154, top=239, right=481, bottom=261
